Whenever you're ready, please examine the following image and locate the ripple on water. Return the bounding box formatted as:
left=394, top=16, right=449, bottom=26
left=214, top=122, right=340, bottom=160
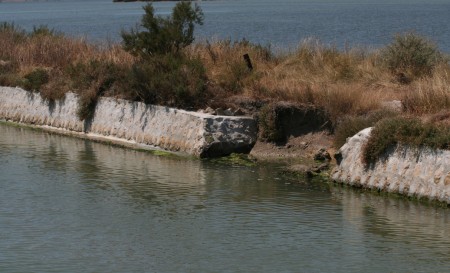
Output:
left=0, top=124, right=449, bottom=273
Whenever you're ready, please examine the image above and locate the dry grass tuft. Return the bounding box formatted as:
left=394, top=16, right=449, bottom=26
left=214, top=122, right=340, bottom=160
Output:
left=403, top=64, right=450, bottom=114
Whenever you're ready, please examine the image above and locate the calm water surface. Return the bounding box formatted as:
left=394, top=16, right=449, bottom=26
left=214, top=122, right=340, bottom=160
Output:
left=0, top=123, right=449, bottom=272
left=0, top=0, right=449, bottom=51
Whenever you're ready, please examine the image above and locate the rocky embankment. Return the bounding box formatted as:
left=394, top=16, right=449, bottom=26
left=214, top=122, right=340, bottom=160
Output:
left=3, top=86, right=450, bottom=204
left=0, top=87, right=257, bottom=157
left=333, top=128, right=450, bottom=204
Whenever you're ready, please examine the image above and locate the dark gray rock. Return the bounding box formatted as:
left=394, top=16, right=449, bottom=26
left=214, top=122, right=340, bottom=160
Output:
left=233, top=108, right=245, bottom=116
left=224, top=108, right=234, bottom=116
left=314, top=148, right=331, bottom=161
left=215, top=108, right=225, bottom=115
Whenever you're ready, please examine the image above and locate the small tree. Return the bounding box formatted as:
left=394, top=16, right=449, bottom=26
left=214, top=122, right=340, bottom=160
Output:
left=121, top=2, right=209, bottom=109
left=121, top=2, right=204, bottom=57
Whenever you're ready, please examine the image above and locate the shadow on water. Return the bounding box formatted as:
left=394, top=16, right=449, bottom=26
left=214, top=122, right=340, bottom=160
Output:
left=76, top=140, right=107, bottom=188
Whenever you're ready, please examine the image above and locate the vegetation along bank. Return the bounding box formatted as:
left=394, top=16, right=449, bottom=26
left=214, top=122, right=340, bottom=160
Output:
left=0, top=3, right=449, bottom=202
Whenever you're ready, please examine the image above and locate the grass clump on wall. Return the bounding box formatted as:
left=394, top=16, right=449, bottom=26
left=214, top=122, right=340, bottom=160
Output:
left=23, top=68, right=49, bottom=91
left=68, top=59, right=131, bottom=120
left=334, top=110, right=398, bottom=148
left=363, top=117, right=450, bottom=165
left=258, top=104, right=283, bottom=142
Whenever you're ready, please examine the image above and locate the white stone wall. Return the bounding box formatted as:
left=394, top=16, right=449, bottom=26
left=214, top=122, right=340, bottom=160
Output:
left=332, top=128, right=450, bottom=204
left=0, top=87, right=257, bottom=157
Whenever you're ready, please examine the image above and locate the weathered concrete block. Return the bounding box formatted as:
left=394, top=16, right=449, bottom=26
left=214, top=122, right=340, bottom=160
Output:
left=332, top=127, right=450, bottom=204
left=0, top=87, right=257, bottom=157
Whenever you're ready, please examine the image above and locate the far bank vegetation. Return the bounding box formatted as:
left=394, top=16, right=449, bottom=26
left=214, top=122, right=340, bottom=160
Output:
left=0, top=2, right=449, bottom=157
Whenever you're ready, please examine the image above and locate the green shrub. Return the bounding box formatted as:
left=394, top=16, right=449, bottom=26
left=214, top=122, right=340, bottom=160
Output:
left=334, top=110, right=398, bottom=148
left=131, top=54, right=207, bottom=108
left=363, top=117, right=450, bottom=165
left=121, top=2, right=203, bottom=57
left=383, top=33, right=444, bottom=82
left=23, top=68, right=49, bottom=91
left=120, top=2, right=208, bottom=109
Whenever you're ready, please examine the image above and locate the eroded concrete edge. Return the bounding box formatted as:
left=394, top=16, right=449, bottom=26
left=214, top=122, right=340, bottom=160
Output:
left=332, top=128, right=450, bottom=204
left=0, top=86, right=257, bottom=157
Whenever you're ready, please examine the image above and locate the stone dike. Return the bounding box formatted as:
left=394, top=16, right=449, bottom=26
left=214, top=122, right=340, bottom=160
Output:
left=0, top=87, right=257, bottom=157
left=332, top=128, right=450, bottom=204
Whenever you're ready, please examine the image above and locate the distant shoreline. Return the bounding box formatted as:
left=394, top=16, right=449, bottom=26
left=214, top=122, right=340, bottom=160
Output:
left=113, top=0, right=192, bottom=2
left=0, top=0, right=193, bottom=2
left=0, top=0, right=31, bottom=3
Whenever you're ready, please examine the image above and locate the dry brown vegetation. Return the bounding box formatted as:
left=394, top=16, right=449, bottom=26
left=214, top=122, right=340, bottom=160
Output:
left=0, top=23, right=135, bottom=101
left=1, top=22, right=449, bottom=149
left=190, top=38, right=448, bottom=121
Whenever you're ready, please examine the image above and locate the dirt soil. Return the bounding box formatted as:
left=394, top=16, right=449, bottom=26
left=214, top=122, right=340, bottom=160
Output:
left=250, top=131, right=336, bottom=164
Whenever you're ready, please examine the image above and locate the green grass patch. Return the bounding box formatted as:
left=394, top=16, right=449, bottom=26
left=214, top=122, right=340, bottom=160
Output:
left=363, top=117, right=450, bottom=164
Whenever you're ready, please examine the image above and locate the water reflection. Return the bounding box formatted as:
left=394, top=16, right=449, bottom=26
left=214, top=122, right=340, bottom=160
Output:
left=339, top=187, right=450, bottom=244
left=336, top=187, right=450, bottom=268
left=1, top=123, right=449, bottom=273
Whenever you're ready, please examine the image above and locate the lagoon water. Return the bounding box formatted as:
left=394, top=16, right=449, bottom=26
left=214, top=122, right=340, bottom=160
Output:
left=1, top=123, right=450, bottom=272
left=1, top=0, right=450, bottom=52
left=1, top=0, right=450, bottom=272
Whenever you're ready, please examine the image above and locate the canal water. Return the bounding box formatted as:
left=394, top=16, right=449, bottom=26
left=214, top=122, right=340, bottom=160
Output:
left=1, top=0, right=450, bottom=52
left=0, top=123, right=449, bottom=272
